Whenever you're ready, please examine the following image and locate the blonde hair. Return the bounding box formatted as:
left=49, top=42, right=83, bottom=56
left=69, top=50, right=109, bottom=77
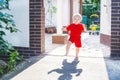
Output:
left=72, top=13, right=82, bottom=23
left=73, top=13, right=82, bottom=20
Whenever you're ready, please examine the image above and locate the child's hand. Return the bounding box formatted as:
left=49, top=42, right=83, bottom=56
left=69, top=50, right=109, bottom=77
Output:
left=62, top=27, right=67, bottom=31
left=83, top=24, right=87, bottom=32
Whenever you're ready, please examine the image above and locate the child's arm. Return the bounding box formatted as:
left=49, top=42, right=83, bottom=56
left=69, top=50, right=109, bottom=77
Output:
left=62, top=27, right=71, bottom=34
left=83, top=24, right=87, bottom=32
left=62, top=27, right=67, bottom=31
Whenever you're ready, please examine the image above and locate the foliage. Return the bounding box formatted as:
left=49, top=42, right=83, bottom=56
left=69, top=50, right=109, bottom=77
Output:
left=0, top=36, right=14, bottom=55
left=0, top=0, right=18, bottom=36
left=45, top=0, right=57, bottom=26
left=8, top=51, right=23, bottom=70
left=89, top=24, right=100, bottom=30
left=0, top=68, right=4, bottom=75
left=0, top=11, right=18, bottom=37
left=0, top=0, right=18, bottom=53
left=0, top=0, right=9, bottom=10
left=0, top=0, right=23, bottom=76
left=0, top=60, right=7, bottom=76
left=82, top=0, right=100, bottom=28
left=90, top=14, right=99, bottom=18
left=91, top=0, right=100, bottom=9
left=48, top=5, right=57, bottom=14
left=90, top=14, right=99, bottom=22
left=82, top=4, right=93, bottom=18
left=0, top=0, right=18, bottom=56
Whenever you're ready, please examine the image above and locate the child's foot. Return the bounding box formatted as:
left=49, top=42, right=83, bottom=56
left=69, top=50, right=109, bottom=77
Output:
left=65, top=53, right=68, bottom=56
left=74, top=57, right=79, bottom=61
left=75, top=56, right=79, bottom=58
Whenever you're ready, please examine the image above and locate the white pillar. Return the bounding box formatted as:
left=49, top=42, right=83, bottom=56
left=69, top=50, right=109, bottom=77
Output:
left=100, top=0, right=111, bottom=35
left=62, top=0, right=70, bottom=26
left=57, top=0, right=63, bottom=34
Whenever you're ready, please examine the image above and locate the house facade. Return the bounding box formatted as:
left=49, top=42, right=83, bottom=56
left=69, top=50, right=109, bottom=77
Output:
left=4, top=0, right=120, bottom=57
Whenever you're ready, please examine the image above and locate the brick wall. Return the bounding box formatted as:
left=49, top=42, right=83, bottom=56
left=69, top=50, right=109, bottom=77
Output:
left=111, top=0, right=120, bottom=57
left=15, top=0, right=45, bottom=58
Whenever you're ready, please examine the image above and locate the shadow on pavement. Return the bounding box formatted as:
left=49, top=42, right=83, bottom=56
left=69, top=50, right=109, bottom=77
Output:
left=48, top=58, right=83, bottom=80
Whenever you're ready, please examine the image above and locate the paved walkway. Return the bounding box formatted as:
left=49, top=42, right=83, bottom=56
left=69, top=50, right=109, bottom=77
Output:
left=2, top=33, right=109, bottom=80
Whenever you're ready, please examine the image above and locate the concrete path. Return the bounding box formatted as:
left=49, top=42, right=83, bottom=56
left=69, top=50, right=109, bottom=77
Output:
left=10, top=33, right=109, bottom=80
left=10, top=56, right=108, bottom=80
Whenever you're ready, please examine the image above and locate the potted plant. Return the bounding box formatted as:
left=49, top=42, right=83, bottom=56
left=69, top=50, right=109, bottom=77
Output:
left=45, top=0, right=57, bottom=33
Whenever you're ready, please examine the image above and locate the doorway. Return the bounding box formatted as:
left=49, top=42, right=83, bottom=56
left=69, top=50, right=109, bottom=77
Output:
left=44, top=0, right=105, bottom=54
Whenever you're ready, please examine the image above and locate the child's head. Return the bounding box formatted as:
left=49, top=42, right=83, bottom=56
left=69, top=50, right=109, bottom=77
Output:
left=73, top=13, right=82, bottom=24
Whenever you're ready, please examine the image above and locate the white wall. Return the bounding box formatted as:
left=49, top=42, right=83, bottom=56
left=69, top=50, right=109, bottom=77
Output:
left=44, top=0, right=70, bottom=27
left=44, top=0, right=57, bottom=27
left=62, top=0, right=70, bottom=26
left=100, top=0, right=111, bottom=35
left=4, top=0, right=29, bottom=47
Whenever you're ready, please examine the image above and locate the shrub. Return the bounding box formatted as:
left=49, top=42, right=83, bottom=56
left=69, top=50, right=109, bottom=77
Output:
left=0, top=0, right=23, bottom=76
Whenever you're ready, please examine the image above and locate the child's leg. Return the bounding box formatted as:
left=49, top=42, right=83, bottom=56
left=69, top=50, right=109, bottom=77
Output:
left=76, top=47, right=80, bottom=57
left=65, top=41, right=72, bottom=56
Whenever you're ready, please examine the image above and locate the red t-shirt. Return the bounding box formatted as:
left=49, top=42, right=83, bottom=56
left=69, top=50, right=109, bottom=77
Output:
left=66, top=23, right=84, bottom=37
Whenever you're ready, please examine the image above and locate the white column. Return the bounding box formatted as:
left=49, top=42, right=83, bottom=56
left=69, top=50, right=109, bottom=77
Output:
left=57, top=0, right=63, bottom=34
left=62, top=0, right=70, bottom=26
left=100, top=0, right=111, bottom=35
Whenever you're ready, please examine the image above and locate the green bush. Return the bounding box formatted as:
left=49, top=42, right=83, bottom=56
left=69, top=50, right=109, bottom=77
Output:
left=89, top=24, right=100, bottom=31
left=0, top=68, right=4, bottom=75
left=82, top=0, right=100, bottom=29
left=0, top=0, right=17, bottom=53
left=8, top=51, right=23, bottom=70
left=0, top=37, right=14, bottom=55
left=0, top=0, right=23, bottom=76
